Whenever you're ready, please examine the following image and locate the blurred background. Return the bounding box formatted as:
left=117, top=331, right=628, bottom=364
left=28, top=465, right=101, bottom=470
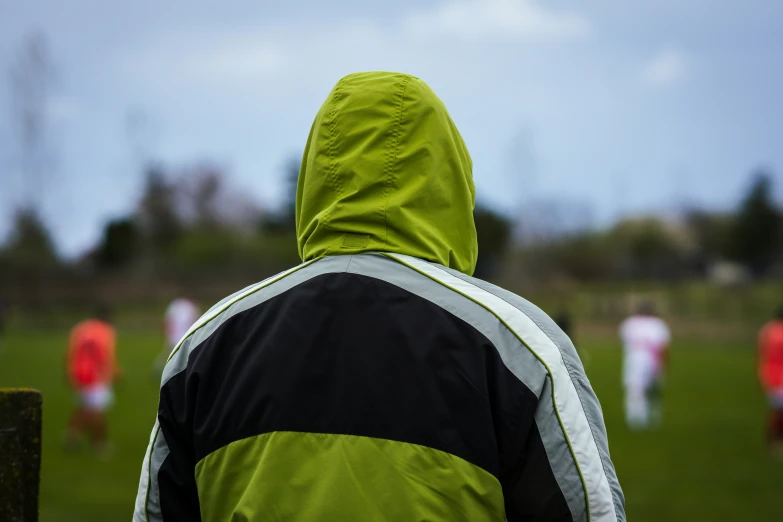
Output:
left=1, top=0, right=782, bottom=520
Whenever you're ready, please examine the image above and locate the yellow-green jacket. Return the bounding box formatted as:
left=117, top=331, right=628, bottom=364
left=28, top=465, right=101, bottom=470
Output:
left=134, top=72, right=624, bottom=522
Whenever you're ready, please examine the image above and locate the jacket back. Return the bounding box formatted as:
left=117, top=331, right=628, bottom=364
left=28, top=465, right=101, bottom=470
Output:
left=133, top=72, right=624, bottom=522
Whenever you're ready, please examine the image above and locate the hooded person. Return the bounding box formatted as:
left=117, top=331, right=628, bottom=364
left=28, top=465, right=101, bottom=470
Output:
left=133, top=72, right=625, bottom=522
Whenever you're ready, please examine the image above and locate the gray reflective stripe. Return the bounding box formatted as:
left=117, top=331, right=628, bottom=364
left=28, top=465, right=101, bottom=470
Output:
left=146, top=426, right=170, bottom=520
left=383, top=253, right=622, bottom=522
left=348, top=254, right=586, bottom=520
left=133, top=256, right=353, bottom=522
left=132, top=419, right=157, bottom=522
left=536, top=376, right=588, bottom=521
left=202, top=281, right=258, bottom=316
left=436, top=262, right=625, bottom=521
left=132, top=419, right=170, bottom=522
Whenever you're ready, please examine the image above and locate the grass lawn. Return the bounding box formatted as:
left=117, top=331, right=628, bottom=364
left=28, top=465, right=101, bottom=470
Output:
left=0, top=328, right=780, bottom=521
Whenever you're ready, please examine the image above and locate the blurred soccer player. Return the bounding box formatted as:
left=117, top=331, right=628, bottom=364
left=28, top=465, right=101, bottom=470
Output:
left=65, top=305, right=121, bottom=455
left=619, top=300, right=671, bottom=429
left=758, top=308, right=783, bottom=456
left=153, top=296, right=199, bottom=374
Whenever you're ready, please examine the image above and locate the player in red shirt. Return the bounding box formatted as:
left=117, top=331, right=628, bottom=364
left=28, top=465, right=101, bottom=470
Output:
left=64, top=306, right=121, bottom=455
left=759, top=308, right=783, bottom=456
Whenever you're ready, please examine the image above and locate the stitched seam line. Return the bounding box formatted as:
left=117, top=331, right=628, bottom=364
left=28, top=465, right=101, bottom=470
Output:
left=322, top=81, right=346, bottom=246
left=382, top=76, right=411, bottom=245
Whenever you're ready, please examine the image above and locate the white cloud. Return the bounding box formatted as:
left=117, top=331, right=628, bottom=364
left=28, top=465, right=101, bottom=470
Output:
left=405, top=0, right=592, bottom=42
left=179, top=35, right=287, bottom=80
left=112, top=2, right=591, bottom=97
left=642, top=48, right=685, bottom=88
left=116, top=30, right=287, bottom=87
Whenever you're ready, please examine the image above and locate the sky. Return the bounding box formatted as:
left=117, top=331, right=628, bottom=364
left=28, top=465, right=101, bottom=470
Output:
left=1, top=0, right=782, bottom=256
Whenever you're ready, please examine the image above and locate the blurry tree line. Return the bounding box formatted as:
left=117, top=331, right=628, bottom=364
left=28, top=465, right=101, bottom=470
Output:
left=94, top=162, right=289, bottom=276
left=1, top=159, right=781, bottom=334
left=506, top=171, right=782, bottom=284
left=2, top=164, right=780, bottom=287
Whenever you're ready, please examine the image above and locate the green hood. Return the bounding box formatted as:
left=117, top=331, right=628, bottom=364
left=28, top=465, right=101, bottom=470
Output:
left=296, top=72, right=478, bottom=275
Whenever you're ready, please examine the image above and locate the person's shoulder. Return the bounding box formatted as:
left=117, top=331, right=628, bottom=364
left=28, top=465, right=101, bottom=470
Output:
left=103, top=321, right=117, bottom=335
left=768, top=320, right=783, bottom=332
left=620, top=314, right=641, bottom=332
left=198, top=261, right=318, bottom=328
left=432, top=264, right=571, bottom=344
left=167, top=261, right=322, bottom=355
left=654, top=316, right=670, bottom=330
left=760, top=320, right=782, bottom=334
left=71, top=319, right=87, bottom=329
left=762, top=321, right=783, bottom=341
left=74, top=318, right=103, bottom=331
left=434, top=264, right=525, bottom=306
left=70, top=320, right=87, bottom=336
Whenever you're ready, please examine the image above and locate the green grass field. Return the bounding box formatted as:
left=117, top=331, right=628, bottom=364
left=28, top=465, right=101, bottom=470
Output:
left=0, top=328, right=781, bottom=521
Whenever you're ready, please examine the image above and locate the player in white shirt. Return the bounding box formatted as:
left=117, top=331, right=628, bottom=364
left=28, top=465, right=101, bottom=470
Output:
left=154, top=297, right=200, bottom=374
left=619, top=300, right=671, bottom=429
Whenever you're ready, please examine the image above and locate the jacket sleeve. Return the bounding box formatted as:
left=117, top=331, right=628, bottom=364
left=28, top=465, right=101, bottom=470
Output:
left=133, top=372, right=201, bottom=522
left=503, top=362, right=625, bottom=522
left=475, top=283, right=625, bottom=522
left=422, top=263, right=626, bottom=522
left=502, top=404, right=576, bottom=522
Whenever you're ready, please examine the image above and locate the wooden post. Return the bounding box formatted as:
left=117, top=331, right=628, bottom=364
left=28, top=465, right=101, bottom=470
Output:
left=0, top=389, right=42, bottom=522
